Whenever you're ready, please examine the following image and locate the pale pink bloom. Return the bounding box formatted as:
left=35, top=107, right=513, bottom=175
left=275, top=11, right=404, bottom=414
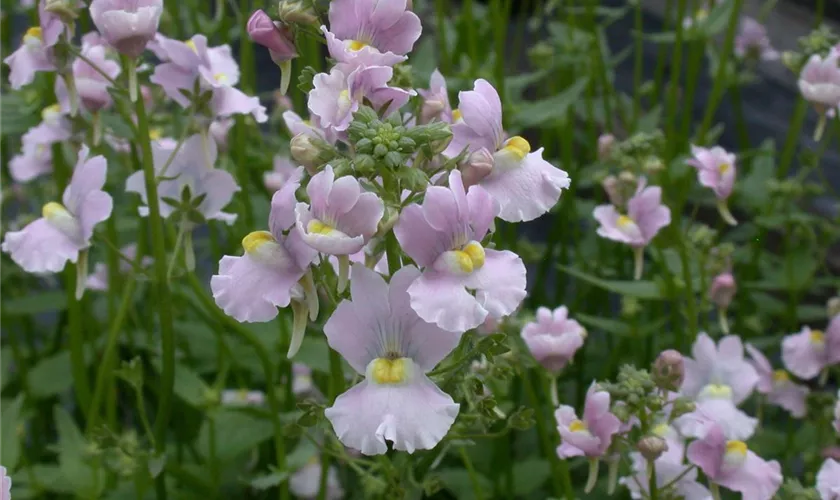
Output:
left=71, top=43, right=121, bottom=112
left=247, top=9, right=297, bottom=63
left=681, top=333, right=759, bottom=405
left=4, top=1, right=65, bottom=88
left=686, top=145, right=736, bottom=200
left=819, top=459, right=840, bottom=499
left=709, top=272, right=736, bottom=308
left=321, top=0, right=421, bottom=68
left=292, top=363, right=316, bottom=396
left=521, top=306, right=586, bottom=372
left=2, top=146, right=113, bottom=273
left=294, top=165, right=384, bottom=255
left=150, top=34, right=267, bottom=122
left=290, top=459, right=344, bottom=499
left=687, top=424, right=782, bottom=500
left=394, top=170, right=527, bottom=333
left=25, top=104, right=73, bottom=147
left=798, top=53, right=840, bottom=109
left=209, top=118, right=233, bottom=151
left=782, top=318, right=840, bottom=380
left=282, top=110, right=334, bottom=144
left=221, top=389, right=265, bottom=406
left=417, top=69, right=452, bottom=123
left=621, top=451, right=711, bottom=500
left=0, top=466, right=9, bottom=500
left=308, top=64, right=413, bottom=136
left=86, top=243, right=153, bottom=291
left=674, top=384, right=758, bottom=441
left=555, top=383, right=621, bottom=458
left=734, top=17, right=779, bottom=61
left=264, top=155, right=297, bottom=192
left=9, top=109, right=69, bottom=182
left=89, top=0, right=163, bottom=57
left=211, top=168, right=318, bottom=323
left=323, top=265, right=460, bottom=455
left=745, top=344, right=809, bottom=418
left=444, top=79, right=570, bottom=222
left=593, top=177, right=671, bottom=248
left=125, top=134, right=240, bottom=223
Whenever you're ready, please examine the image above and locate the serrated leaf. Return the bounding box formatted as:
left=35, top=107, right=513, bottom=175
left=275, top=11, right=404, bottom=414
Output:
left=1, top=396, right=24, bottom=469
left=556, top=264, right=664, bottom=300
left=0, top=93, right=41, bottom=136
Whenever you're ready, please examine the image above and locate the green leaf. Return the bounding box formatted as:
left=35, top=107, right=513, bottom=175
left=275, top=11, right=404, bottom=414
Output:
left=738, top=139, right=775, bottom=210
left=0, top=93, right=41, bottom=136
left=196, top=409, right=274, bottom=462
left=437, top=467, right=493, bottom=500
left=511, top=78, right=589, bottom=129
left=556, top=264, right=664, bottom=300
left=3, top=291, right=67, bottom=316
left=28, top=351, right=74, bottom=398
left=0, top=348, right=11, bottom=391
left=54, top=406, right=101, bottom=497
left=698, top=0, right=735, bottom=37
left=150, top=358, right=211, bottom=407
left=1, top=396, right=24, bottom=469
left=576, top=313, right=667, bottom=338
left=512, top=459, right=550, bottom=496
left=249, top=471, right=290, bottom=490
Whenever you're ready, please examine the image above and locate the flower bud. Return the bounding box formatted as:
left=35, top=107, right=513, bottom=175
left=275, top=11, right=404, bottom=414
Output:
left=277, top=0, right=318, bottom=27
left=290, top=133, right=335, bottom=174
left=461, top=148, right=494, bottom=187
left=827, top=297, right=840, bottom=318
left=652, top=349, right=684, bottom=392
left=602, top=175, right=622, bottom=206
left=597, top=133, right=615, bottom=161
left=636, top=435, right=668, bottom=462
left=247, top=9, right=298, bottom=63
left=709, top=272, right=736, bottom=309
left=45, top=0, right=80, bottom=22
left=642, top=156, right=665, bottom=175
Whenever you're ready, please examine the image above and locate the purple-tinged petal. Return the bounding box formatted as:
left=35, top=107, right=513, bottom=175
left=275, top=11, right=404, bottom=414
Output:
left=211, top=85, right=267, bottom=122
left=408, top=271, right=486, bottom=333
left=464, top=249, right=526, bottom=320
left=2, top=218, right=83, bottom=273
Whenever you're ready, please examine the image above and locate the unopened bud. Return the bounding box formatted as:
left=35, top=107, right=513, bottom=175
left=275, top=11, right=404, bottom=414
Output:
left=426, top=122, right=453, bottom=155
left=709, top=272, right=737, bottom=309
left=598, top=133, right=615, bottom=161
left=461, top=148, right=494, bottom=187
left=290, top=133, right=335, bottom=174
left=670, top=396, right=695, bottom=420
left=636, top=435, right=668, bottom=462
left=652, top=349, right=684, bottom=392
left=247, top=9, right=298, bottom=62
left=827, top=297, right=840, bottom=318
left=45, top=0, right=80, bottom=23
left=602, top=175, right=622, bottom=206
left=643, top=156, right=665, bottom=175
left=277, top=0, right=318, bottom=27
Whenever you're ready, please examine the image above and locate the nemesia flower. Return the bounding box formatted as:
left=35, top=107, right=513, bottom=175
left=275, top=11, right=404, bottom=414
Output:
left=782, top=318, right=840, bottom=380
left=418, top=69, right=452, bottom=124
left=818, top=459, right=840, bottom=499
left=89, top=0, right=163, bottom=58
left=86, top=243, right=153, bottom=291
left=674, top=383, right=758, bottom=441
left=24, top=103, right=72, bottom=147
left=323, top=264, right=460, bottom=455
left=593, top=177, right=671, bottom=249
left=283, top=110, right=334, bottom=143
left=9, top=114, right=66, bottom=182
left=680, top=333, right=759, bottom=405
left=308, top=64, right=413, bottom=136
left=709, top=272, right=737, bottom=309
left=687, top=424, right=782, bottom=500
left=321, top=0, right=421, bottom=68
left=150, top=34, right=267, bottom=122
left=4, top=1, right=65, bottom=88
left=394, top=170, right=527, bottom=332
left=247, top=9, right=297, bottom=94
left=735, top=17, right=779, bottom=61
left=209, top=118, right=233, bottom=151
left=264, top=155, right=297, bottom=192
left=220, top=389, right=265, bottom=406
left=521, top=306, right=586, bottom=372
left=125, top=134, right=240, bottom=223
left=294, top=165, right=384, bottom=256
left=290, top=458, right=344, bottom=499
left=1, top=466, right=9, bottom=500
left=444, top=79, right=570, bottom=222
left=686, top=144, right=737, bottom=225
left=70, top=43, right=121, bottom=112
left=798, top=53, right=840, bottom=110
left=620, top=449, right=711, bottom=500
left=745, top=344, right=809, bottom=418
left=555, top=383, right=621, bottom=459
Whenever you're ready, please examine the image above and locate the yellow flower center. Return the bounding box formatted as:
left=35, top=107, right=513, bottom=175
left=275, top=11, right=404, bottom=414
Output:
left=452, top=109, right=462, bottom=122
left=652, top=423, right=670, bottom=437
left=242, top=231, right=275, bottom=253
left=149, top=128, right=163, bottom=141
left=810, top=330, right=825, bottom=345
left=617, top=215, right=634, bottom=228
left=451, top=241, right=485, bottom=274
left=725, top=440, right=747, bottom=457
left=307, top=220, right=336, bottom=236
left=237, top=389, right=249, bottom=401
left=42, top=201, right=70, bottom=220
left=369, top=357, right=410, bottom=385
left=41, top=104, right=61, bottom=121
left=568, top=419, right=588, bottom=433
left=501, top=136, right=530, bottom=160
left=185, top=39, right=197, bottom=52
left=700, top=383, right=733, bottom=400
left=719, top=163, right=731, bottom=173
left=214, top=73, right=228, bottom=84
left=25, top=26, right=42, bottom=41
left=348, top=40, right=369, bottom=51
left=773, top=370, right=789, bottom=383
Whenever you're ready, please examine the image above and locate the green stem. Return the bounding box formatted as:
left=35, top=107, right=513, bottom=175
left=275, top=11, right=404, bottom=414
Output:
left=649, top=459, right=659, bottom=500
left=523, top=371, right=570, bottom=499
left=632, top=0, right=643, bottom=127
left=463, top=0, right=478, bottom=77
left=460, top=447, right=483, bottom=500
left=664, top=0, right=688, bottom=147
left=777, top=98, right=809, bottom=179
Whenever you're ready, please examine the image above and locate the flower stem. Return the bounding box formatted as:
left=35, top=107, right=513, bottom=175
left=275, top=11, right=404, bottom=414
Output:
left=460, top=446, right=484, bottom=500
left=584, top=458, right=599, bottom=493
left=633, top=247, right=645, bottom=281
left=649, top=459, right=658, bottom=500
left=523, top=370, right=571, bottom=499
left=127, top=58, right=138, bottom=102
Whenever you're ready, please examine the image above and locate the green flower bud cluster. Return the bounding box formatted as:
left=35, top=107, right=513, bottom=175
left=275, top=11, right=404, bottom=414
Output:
left=777, top=479, right=821, bottom=500
left=601, top=365, right=659, bottom=417
left=783, top=26, right=840, bottom=75
left=608, top=131, right=667, bottom=172
left=348, top=107, right=419, bottom=171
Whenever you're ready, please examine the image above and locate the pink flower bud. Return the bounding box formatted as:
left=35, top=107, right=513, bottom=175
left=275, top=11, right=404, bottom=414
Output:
left=637, top=435, right=668, bottom=462
left=247, top=9, right=297, bottom=63
left=460, top=147, right=494, bottom=187
left=827, top=297, right=840, bottom=318
left=709, top=272, right=736, bottom=309
left=653, top=349, right=684, bottom=392
left=598, top=133, right=615, bottom=161
left=602, top=175, right=621, bottom=206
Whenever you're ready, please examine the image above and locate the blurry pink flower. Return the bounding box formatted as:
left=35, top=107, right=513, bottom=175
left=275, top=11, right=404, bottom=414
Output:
left=2, top=146, right=113, bottom=273
left=282, top=110, right=334, bottom=143
left=798, top=53, right=840, bottom=110
left=89, top=0, right=162, bottom=57
left=211, top=167, right=318, bottom=324
left=593, top=177, right=671, bottom=248
left=71, top=43, right=121, bottom=112
left=687, top=424, right=782, bottom=500
left=687, top=145, right=736, bottom=200
left=681, top=333, right=758, bottom=405
left=5, top=28, right=54, bottom=89
left=555, top=383, right=621, bottom=458
left=125, top=134, right=240, bottom=223
left=86, top=243, right=153, bottom=291
left=209, top=118, right=233, bottom=151
left=709, top=272, right=736, bottom=309
left=221, top=389, right=265, bottom=406
left=674, top=384, right=758, bottom=441
left=734, top=17, right=779, bottom=61
left=521, top=306, right=586, bottom=373
left=321, top=0, right=421, bottom=68
left=294, top=165, right=384, bottom=255
left=818, top=459, right=840, bottom=500
left=290, top=459, right=344, bottom=499
left=621, top=450, right=711, bottom=500
left=418, top=69, right=452, bottom=124
left=745, top=344, right=809, bottom=418
left=444, top=79, right=570, bottom=222
left=1, top=466, right=9, bottom=500
left=323, top=265, right=460, bottom=455
left=247, top=9, right=297, bottom=63
left=394, top=170, right=527, bottom=333
left=291, top=363, right=316, bottom=396
left=264, top=155, right=297, bottom=192
left=781, top=319, right=840, bottom=380
left=9, top=104, right=70, bottom=182
left=597, top=134, right=615, bottom=161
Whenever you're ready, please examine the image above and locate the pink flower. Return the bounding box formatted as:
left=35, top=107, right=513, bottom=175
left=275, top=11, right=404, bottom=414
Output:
left=89, top=0, right=163, bottom=58
left=621, top=450, right=711, bottom=499
left=521, top=306, right=586, bottom=372
left=819, top=459, right=840, bottom=499
left=782, top=318, right=840, bottom=380
left=221, top=389, right=265, bottom=406
left=709, top=272, right=737, bottom=308
left=555, top=383, right=621, bottom=458
left=687, top=145, right=736, bottom=200
left=681, top=333, right=759, bottom=405
left=321, top=0, right=421, bottom=68
left=734, top=17, right=779, bottom=61
left=2, top=146, right=113, bottom=273
left=86, top=243, right=153, bottom=291
left=417, top=69, right=452, bottom=124
left=211, top=167, right=318, bottom=323
left=247, top=9, right=297, bottom=63
left=394, top=170, right=527, bottom=333
left=4, top=1, right=66, bottom=88
left=209, top=118, right=233, bottom=151
left=71, top=43, right=121, bottom=112
left=593, top=177, right=671, bottom=248
left=745, top=344, right=809, bottom=418
left=1, top=466, right=9, bottom=500
left=798, top=53, right=840, bottom=110
left=687, top=424, right=782, bottom=500
left=264, top=155, right=297, bottom=192
left=308, top=64, right=413, bottom=136
left=290, top=459, right=344, bottom=499
left=9, top=105, right=71, bottom=182
left=444, top=79, right=570, bottom=222
left=282, top=110, right=334, bottom=143
left=150, top=34, right=267, bottom=122
left=323, top=264, right=460, bottom=455
left=674, top=384, right=758, bottom=440
left=125, top=134, right=240, bottom=223
left=294, top=165, right=384, bottom=255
